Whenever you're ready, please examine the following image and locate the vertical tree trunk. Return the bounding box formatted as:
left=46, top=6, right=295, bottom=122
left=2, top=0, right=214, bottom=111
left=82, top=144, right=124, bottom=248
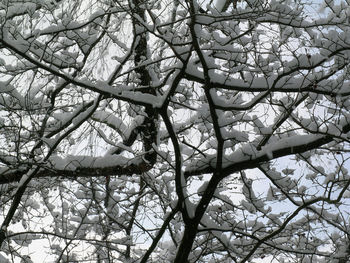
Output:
left=174, top=223, right=198, bottom=263
left=132, top=0, right=158, bottom=165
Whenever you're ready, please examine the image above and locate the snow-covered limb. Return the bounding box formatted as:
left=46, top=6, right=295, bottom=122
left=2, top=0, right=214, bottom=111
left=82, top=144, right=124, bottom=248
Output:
left=184, top=132, right=335, bottom=178
left=0, top=154, right=155, bottom=185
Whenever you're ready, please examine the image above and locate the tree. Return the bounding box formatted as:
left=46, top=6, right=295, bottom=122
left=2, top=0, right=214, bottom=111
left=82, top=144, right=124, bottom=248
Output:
left=1, top=0, right=350, bottom=262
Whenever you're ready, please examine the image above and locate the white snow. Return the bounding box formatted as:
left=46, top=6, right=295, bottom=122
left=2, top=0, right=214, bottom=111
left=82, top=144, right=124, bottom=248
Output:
left=49, top=154, right=142, bottom=171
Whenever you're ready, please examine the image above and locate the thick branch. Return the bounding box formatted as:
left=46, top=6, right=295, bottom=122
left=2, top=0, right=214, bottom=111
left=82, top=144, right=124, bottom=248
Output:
left=0, top=155, right=154, bottom=185
left=185, top=132, right=346, bottom=179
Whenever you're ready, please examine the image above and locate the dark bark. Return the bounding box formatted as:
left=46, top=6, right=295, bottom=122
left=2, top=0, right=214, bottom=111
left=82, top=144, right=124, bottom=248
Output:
left=132, top=0, right=158, bottom=165
left=174, top=223, right=198, bottom=263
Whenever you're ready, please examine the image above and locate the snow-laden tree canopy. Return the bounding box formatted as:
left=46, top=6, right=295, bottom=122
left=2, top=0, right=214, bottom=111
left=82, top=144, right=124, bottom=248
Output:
left=1, top=0, right=350, bottom=262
